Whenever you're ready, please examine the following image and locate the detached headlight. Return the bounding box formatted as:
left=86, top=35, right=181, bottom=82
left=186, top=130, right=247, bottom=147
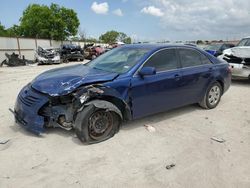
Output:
left=79, top=93, right=89, bottom=104
left=72, top=88, right=89, bottom=104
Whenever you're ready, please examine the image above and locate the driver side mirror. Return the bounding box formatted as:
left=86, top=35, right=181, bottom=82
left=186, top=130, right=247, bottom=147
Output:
left=138, top=67, right=156, bottom=77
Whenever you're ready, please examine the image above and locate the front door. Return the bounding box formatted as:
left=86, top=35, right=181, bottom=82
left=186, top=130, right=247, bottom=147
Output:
left=130, top=48, right=183, bottom=119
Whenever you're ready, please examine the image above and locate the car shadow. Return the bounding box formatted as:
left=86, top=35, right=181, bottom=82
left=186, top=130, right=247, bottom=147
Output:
left=121, top=104, right=200, bottom=131
left=10, top=104, right=202, bottom=144
left=231, top=79, right=250, bottom=86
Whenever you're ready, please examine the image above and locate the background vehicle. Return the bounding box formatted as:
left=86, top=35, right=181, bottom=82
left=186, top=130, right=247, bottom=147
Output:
left=218, top=37, right=250, bottom=79
left=60, top=44, right=84, bottom=62
left=1, top=52, right=35, bottom=66
left=35, top=46, right=60, bottom=65
left=204, top=43, right=235, bottom=57
left=84, top=45, right=105, bottom=60
left=13, top=44, right=231, bottom=144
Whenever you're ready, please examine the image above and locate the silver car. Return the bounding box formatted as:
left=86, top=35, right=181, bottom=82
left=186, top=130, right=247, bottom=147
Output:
left=218, top=37, right=250, bottom=79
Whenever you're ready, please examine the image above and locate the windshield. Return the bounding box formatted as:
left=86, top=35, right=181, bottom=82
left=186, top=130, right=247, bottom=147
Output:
left=204, top=44, right=221, bottom=51
left=237, top=38, right=250, bottom=46
left=86, top=47, right=150, bottom=74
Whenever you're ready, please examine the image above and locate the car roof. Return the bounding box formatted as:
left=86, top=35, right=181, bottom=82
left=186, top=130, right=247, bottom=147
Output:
left=122, top=43, right=200, bottom=51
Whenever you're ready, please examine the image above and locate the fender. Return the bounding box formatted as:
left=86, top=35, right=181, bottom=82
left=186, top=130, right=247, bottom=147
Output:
left=75, top=84, right=132, bottom=120
left=82, top=99, right=123, bottom=119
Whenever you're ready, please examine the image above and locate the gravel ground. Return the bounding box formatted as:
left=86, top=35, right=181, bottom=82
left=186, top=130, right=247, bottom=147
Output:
left=0, top=62, right=249, bottom=188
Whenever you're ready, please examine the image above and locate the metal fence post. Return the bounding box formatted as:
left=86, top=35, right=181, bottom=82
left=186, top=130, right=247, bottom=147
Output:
left=16, top=37, right=21, bottom=56
left=35, top=38, right=38, bottom=49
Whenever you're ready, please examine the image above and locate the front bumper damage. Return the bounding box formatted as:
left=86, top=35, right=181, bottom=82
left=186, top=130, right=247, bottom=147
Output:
left=13, top=84, right=78, bottom=134
left=13, top=83, right=130, bottom=135
left=229, top=63, right=250, bottom=78
left=37, top=57, right=60, bottom=65
left=219, top=49, right=250, bottom=79
left=13, top=85, right=49, bottom=134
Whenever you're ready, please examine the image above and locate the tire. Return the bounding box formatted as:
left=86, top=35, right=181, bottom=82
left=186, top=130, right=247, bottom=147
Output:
left=199, top=82, right=222, bottom=109
left=75, top=104, right=121, bottom=144
left=63, top=58, right=69, bottom=63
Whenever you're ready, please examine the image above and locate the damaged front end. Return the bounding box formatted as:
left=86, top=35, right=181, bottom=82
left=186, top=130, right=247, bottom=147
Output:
left=13, top=84, right=49, bottom=134
left=35, top=46, right=60, bottom=65
left=14, top=83, right=130, bottom=135
left=219, top=47, right=250, bottom=79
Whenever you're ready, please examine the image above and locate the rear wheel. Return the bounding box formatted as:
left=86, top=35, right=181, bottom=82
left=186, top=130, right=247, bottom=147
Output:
left=75, top=104, right=121, bottom=144
left=199, top=82, right=222, bottom=109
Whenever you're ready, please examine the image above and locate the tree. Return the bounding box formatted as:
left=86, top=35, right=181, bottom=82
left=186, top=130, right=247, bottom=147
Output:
left=196, top=40, right=204, bottom=45
left=6, top=25, right=21, bottom=37
left=99, top=30, right=132, bottom=44
left=0, top=22, right=7, bottom=36
left=117, top=32, right=131, bottom=44
left=123, top=37, right=131, bottom=44
left=99, top=30, right=119, bottom=44
left=19, top=3, right=80, bottom=40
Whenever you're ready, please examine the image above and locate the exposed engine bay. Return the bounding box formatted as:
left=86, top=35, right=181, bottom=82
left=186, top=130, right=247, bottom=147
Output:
left=35, top=46, right=60, bottom=65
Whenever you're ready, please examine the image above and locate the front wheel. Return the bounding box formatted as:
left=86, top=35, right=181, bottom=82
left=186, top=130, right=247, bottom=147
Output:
left=75, top=104, right=121, bottom=144
left=199, top=82, right=222, bottom=109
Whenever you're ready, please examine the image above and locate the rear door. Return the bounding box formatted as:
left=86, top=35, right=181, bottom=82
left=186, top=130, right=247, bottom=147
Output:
left=177, top=48, right=214, bottom=105
left=130, top=48, right=183, bottom=119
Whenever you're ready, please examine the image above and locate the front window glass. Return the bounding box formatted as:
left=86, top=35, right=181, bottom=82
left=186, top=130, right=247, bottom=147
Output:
left=86, top=47, right=150, bottom=73
left=144, top=49, right=178, bottom=72
left=237, top=38, right=250, bottom=46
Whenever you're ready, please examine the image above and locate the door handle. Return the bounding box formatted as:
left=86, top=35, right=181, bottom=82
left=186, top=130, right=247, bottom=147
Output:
left=209, top=67, right=213, bottom=72
left=174, top=74, right=181, bottom=80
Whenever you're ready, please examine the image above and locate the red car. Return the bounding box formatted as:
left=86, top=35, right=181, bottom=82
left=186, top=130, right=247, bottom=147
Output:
left=84, top=46, right=105, bottom=60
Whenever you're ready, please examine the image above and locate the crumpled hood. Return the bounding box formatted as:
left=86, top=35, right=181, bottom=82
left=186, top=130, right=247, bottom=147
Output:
left=223, top=46, right=250, bottom=58
left=31, top=64, right=118, bottom=96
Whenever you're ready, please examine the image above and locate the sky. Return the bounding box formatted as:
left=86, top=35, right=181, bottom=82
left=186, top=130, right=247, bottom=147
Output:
left=0, top=0, right=250, bottom=42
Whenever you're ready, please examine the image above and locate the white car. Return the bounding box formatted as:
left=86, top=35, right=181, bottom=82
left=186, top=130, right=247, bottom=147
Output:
left=218, top=37, right=250, bottom=79
left=35, top=46, right=61, bottom=65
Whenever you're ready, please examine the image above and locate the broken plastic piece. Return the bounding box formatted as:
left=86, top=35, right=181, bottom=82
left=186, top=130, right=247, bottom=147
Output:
left=0, top=139, right=10, bottom=144
left=144, top=124, right=156, bottom=132
left=211, top=136, right=226, bottom=143
left=166, top=163, right=175, bottom=170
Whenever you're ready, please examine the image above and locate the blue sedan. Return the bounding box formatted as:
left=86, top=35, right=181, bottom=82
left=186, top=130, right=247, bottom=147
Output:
left=13, top=44, right=231, bottom=144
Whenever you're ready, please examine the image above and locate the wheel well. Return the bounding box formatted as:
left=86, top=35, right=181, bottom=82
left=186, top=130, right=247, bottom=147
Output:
left=95, top=96, right=132, bottom=121
left=216, top=80, right=224, bottom=93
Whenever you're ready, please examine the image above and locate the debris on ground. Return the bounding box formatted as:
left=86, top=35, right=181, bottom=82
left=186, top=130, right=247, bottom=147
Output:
left=211, top=136, right=226, bottom=143
left=166, top=163, right=176, bottom=170
left=0, top=139, right=10, bottom=144
left=144, top=124, right=156, bottom=132
left=31, top=158, right=48, bottom=169
left=1, top=53, right=35, bottom=67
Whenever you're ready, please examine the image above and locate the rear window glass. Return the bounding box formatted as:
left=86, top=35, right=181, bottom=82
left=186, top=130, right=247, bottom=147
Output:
left=179, top=49, right=202, bottom=68
left=200, top=54, right=212, bottom=64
